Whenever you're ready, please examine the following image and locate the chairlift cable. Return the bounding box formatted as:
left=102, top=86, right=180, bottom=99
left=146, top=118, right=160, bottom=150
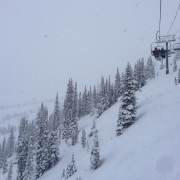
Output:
left=174, top=28, right=180, bottom=35
left=159, top=0, right=162, bottom=38
left=167, top=4, right=180, bottom=35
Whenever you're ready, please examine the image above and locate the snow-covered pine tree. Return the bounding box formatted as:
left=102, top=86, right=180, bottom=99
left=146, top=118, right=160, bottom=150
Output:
left=146, top=56, right=154, bottom=79
left=178, top=68, right=180, bottom=83
left=114, top=68, right=121, bottom=101
left=48, top=99, right=60, bottom=169
left=63, top=99, right=70, bottom=144
left=120, top=72, right=125, bottom=95
left=2, top=156, right=8, bottom=174
left=81, top=129, right=86, bottom=148
left=61, top=169, right=66, bottom=180
left=5, top=137, right=10, bottom=158
left=54, top=92, right=61, bottom=130
left=89, top=87, right=95, bottom=116
left=59, top=106, right=63, bottom=143
left=71, top=153, right=77, bottom=174
left=71, top=82, right=78, bottom=145
left=96, top=76, right=106, bottom=117
left=104, top=79, right=110, bottom=110
left=116, top=107, right=124, bottom=136
left=17, top=118, right=29, bottom=180
left=93, top=86, right=98, bottom=109
left=118, top=63, right=137, bottom=134
left=0, top=137, right=6, bottom=168
left=48, top=114, right=53, bottom=133
left=22, top=136, right=35, bottom=180
left=36, top=103, right=49, bottom=178
left=63, top=79, right=75, bottom=143
left=173, top=59, right=177, bottom=72
left=66, top=163, right=70, bottom=179
left=71, top=128, right=76, bottom=146
left=140, top=58, right=146, bottom=86
left=82, top=86, right=88, bottom=116
left=152, top=63, right=155, bottom=79
left=8, top=127, right=15, bottom=157
left=77, top=92, right=82, bottom=119
left=87, top=90, right=91, bottom=115
left=108, top=76, right=114, bottom=107
left=7, top=162, right=13, bottom=180
left=133, top=62, right=139, bottom=91
left=90, top=132, right=100, bottom=170
left=72, top=82, right=78, bottom=120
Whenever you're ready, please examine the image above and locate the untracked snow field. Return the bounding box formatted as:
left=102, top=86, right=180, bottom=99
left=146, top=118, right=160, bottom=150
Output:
left=1, top=60, right=180, bottom=180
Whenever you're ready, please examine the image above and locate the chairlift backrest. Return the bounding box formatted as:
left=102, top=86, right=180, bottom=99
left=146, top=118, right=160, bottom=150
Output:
left=173, top=43, right=180, bottom=51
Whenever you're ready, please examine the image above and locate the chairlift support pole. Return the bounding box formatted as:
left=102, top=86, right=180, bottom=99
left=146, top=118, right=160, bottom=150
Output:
left=166, top=39, right=169, bottom=75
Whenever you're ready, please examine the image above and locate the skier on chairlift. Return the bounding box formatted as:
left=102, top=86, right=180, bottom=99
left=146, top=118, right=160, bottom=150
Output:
left=153, top=47, right=160, bottom=59
left=160, top=47, right=165, bottom=59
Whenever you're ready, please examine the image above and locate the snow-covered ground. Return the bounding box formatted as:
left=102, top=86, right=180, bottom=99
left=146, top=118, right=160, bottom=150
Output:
left=1, top=60, right=180, bottom=180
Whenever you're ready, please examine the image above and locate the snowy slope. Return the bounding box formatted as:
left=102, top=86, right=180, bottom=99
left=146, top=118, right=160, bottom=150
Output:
left=1, top=60, right=180, bottom=180
left=35, top=60, right=180, bottom=180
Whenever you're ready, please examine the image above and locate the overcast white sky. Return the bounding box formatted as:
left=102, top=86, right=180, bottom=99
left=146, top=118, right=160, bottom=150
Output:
left=0, top=0, right=179, bottom=105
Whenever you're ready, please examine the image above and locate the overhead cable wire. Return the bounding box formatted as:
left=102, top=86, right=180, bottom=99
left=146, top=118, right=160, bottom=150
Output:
left=159, top=0, right=162, bottom=38
left=167, top=4, right=180, bottom=35
left=174, top=28, right=180, bottom=35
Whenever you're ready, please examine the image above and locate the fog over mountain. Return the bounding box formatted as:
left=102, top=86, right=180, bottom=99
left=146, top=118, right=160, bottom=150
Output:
left=0, top=0, right=179, bottom=105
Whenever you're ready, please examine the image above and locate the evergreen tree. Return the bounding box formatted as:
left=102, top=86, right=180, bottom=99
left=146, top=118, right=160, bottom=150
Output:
left=114, top=68, right=121, bottom=100
left=117, top=63, right=137, bottom=135
left=71, top=82, right=78, bottom=145
left=0, top=137, right=6, bottom=168
left=96, top=76, right=106, bottom=117
left=8, top=127, right=15, bottom=157
left=146, top=56, right=155, bottom=79
left=36, top=103, right=49, bottom=178
left=23, top=136, right=35, bottom=180
left=93, top=86, right=98, bottom=109
left=2, top=156, right=8, bottom=174
left=48, top=98, right=60, bottom=169
left=7, top=162, right=13, bottom=180
left=71, top=128, right=76, bottom=146
left=140, top=58, right=146, bottom=86
left=77, top=92, right=82, bottom=119
left=17, top=118, right=29, bottom=180
left=66, top=163, right=70, bottom=178
left=5, top=137, right=10, bottom=158
left=81, top=129, right=86, bottom=148
left=104, top=79, right=110, bottom=109
left=133, top=62, right=139, bottom=90
left=116, top=107, right=124, bottom=136
left=61, top=169, right=66, bottom=180
left=108, top=76, right=114, bottom=107
left=71, top=153, right=77, bottom=174
left=90, top=132, right=100, bottom=170
left=82, top=86, right=88, bottom=116
left=54, top=92, right=61, bottom=129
